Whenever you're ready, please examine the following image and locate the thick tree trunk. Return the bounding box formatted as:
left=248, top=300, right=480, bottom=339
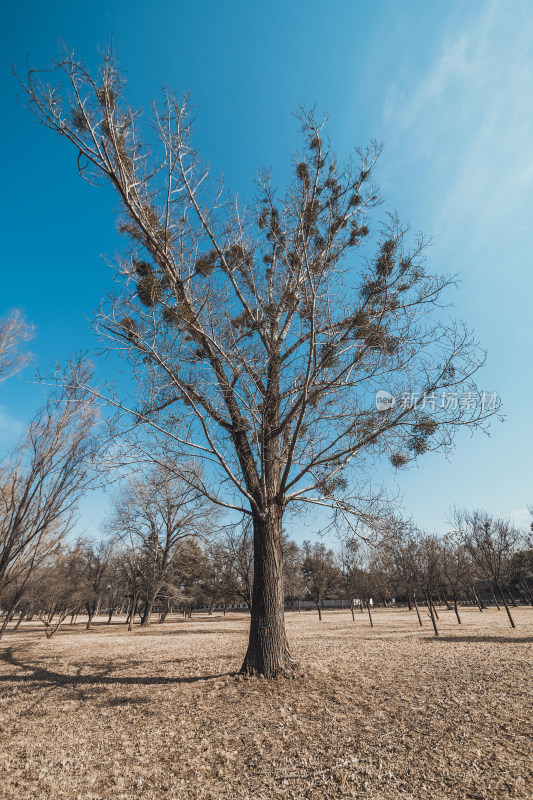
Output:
left=496, top=582, right=516, bottom=629
left=141, top=598, right=154, bottom=627
left=2, top=602, right=18, bottom=633
left=413, top=595, right=423, bottom=627
left=366, top=601, right=373, bottom=628
left=240, top=509, right=294, bottom=677
left=128, top=593, right=137, bottom=631
left=506, top=586, right=518, bottom=607
left=453, top=593, right=462, bottom=625
left=469, top=587, right=483, bottom=612
left=0, top=609, right=12, bottom=640
left=426, top=592, right=439, bottom=637
left=159, top=598, right=171, bottom=623
left=350, top=601, right=355, bottom=621
left=107, top=607, right=114, bottom=624
left=86, top=603, right=96, bottom=630
left=14, top=609, right=27, bottom=631
left=317, top=603, right=322, bottom=622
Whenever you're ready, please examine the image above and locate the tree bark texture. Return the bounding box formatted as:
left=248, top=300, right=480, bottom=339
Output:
left=240, top=509, right=294, bottom=677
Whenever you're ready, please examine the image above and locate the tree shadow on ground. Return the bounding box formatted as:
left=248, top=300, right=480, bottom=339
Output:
left=105, top=696, right=153, bottom=706
left=0, top=646, right=236, bottom=687
left=426, top=635, right=533, bottom=643
left=5, top=625, right=244, bottom=638
left=118, top=627, right=245, bottom=636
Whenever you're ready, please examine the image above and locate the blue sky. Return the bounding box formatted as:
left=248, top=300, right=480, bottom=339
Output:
left=1, top=0, right=532, bottom=541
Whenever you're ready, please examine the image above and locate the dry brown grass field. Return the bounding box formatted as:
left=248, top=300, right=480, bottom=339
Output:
left=0, top=606, right=531, bottom=800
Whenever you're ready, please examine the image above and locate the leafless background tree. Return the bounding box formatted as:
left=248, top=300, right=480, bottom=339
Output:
left=106, top=463, right=216, bottom=626
left=451, top=509, right=521, bottom=628
left=0, top=365, right=99, bottom=639
left=341, top=541, right=381, bottom=626
left=301, top=541, right=340, bottom=621
left=219, top=521, right=254, bottom=611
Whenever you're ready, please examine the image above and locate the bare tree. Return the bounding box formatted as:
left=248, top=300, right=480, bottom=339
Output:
left=173, top=538, right=206, bottom=617
left=417, top=535, right=444, bottom=637
left=33, top=546, right=86, bottom=638
left=116, top=544, right=144, bottom=631
left=201, top=541, right=239, bottom=615
left=452, top=509, right=520, bottom=628
left=221, top=521, right=254, bottom=610
left=17, top=47, right=499, bottom=675
left=342, top=541, right=379, bottom=627
left=0, top=310, right=33, bottom=383
left=384, top=526, right=425, bottom=626
left=283, top=538, right=305, bottom=612
left=367, top=545, right=393, bottom=609
left=508, top=533, right=533, bottom=606
left=107, top=463, right=215, bottom=626
left=0, top=530, right=61, bottom=638
left=301, top=541, right=341, bottom=621
left=102, top=550, right=128, bottom=623
left=338, top=546, right=359, bottom=619
left=440, top=534, right=474, bottom=624
left=76, top=537, right=114, bottom=629
left=0, top=366, right=99, bottom=639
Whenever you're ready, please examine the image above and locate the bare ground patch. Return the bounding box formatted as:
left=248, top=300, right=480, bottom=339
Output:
left=0, top=607, right=531, bottom=799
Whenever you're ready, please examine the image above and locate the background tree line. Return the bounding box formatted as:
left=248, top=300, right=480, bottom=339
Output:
left=2, top=453, right=531, bottom=639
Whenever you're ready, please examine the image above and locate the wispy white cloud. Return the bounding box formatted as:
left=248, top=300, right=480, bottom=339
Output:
left=379, top=2, right=533, bottom=531
left=383, top=34, right=470, bottom=130
left=383, top=0, right=533, bottom=258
